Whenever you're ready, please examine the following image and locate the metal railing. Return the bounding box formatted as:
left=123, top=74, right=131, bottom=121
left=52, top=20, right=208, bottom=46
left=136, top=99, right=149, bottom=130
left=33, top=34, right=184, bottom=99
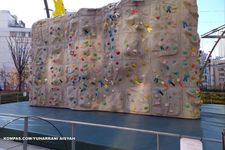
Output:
left=0, top=113, right=223, bottom=150
left=223, top=129, right=225, bottom=150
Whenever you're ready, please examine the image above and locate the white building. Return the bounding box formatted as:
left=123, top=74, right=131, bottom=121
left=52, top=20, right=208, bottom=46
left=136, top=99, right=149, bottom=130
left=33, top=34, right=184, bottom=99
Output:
left=199, top=51, right=225, bottom=90
left=218, top=30, right=225, bottom=57
left=0, top=10, right=31, bottom=89
left=208, top=57, right=225, bottom=90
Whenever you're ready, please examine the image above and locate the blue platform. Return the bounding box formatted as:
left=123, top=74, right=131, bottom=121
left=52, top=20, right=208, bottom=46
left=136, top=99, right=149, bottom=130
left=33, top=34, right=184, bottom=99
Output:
left=0, top=102, right=224, bottom=150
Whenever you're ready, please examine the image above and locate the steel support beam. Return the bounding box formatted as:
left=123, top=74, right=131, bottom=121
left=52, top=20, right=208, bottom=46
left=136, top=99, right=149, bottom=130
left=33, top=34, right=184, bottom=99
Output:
left=43, top=0, right=50, bottom=18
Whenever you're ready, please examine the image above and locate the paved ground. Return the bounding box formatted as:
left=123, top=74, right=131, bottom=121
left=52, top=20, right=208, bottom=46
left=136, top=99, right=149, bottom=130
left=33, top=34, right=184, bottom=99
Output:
left=0, top=102, right=224, bottom=150
left=0, top=139, right=51, bottom=150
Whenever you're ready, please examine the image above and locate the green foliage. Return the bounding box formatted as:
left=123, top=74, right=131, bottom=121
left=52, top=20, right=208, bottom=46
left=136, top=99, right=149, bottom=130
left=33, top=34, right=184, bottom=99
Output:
left=0, top=92, right=29, bottom=104
left=201, top=91, right=225, bottom=105
left=1, top=91, right=224, bottom=105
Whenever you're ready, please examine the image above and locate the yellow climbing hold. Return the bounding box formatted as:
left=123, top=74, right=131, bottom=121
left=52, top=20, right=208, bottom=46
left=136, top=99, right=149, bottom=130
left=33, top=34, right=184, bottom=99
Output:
left=191, top=47, right=197, bottom=52
left=52, top=0, right=65, bottom=17
left=104, top=83, right=109, bottom=88
left=144, top=48, right=150, bottom=53
left=195, top=90, right=200, bottom=95
left=144, top=95, right=150, bottom=100
left=132, top=63, right=138, bottom=68
left=130, top=105, right=136, bottom=112
left=145, top=25, right=153, bottom=32
left=132, top=75, right=142, bottom=85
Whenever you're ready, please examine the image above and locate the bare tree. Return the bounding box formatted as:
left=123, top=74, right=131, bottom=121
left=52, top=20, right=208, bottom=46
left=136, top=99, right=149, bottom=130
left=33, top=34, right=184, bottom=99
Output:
left=0, top=65, right=10, bottom=90
left=7, top=36, right=31, bottom=91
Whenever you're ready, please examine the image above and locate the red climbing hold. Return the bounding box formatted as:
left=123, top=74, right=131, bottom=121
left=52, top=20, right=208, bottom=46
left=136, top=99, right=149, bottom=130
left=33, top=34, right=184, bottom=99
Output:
left=131, top=9, right=138, bottom=15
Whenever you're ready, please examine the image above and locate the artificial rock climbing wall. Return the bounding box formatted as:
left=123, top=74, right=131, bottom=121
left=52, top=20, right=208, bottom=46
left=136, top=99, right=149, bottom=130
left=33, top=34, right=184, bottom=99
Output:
left=30, top=0, right=201, bottom=119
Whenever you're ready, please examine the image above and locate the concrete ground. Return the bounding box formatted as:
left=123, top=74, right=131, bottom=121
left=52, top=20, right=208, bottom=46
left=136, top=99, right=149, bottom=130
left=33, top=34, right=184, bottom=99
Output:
left=0, top=139, right=51, bottom=150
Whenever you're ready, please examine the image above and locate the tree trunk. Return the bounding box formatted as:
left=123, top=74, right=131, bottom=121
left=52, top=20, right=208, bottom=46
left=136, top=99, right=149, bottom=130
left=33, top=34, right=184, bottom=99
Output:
left=18, top=73, right=22, bottom=92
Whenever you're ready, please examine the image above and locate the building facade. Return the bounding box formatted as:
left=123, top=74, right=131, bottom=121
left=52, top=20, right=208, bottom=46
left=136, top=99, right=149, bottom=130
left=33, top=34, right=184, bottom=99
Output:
left=199, top=50, right=209, bottom=88
left=0, top=10, right=31, bottom=89
left=218, top=31, right=225, bottom=57
left=208, top=58, right=225, bottom=90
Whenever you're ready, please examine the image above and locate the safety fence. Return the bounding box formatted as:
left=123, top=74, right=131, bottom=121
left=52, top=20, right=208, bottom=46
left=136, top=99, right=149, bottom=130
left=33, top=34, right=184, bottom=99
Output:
left=0, top=113, right=223, bottom=150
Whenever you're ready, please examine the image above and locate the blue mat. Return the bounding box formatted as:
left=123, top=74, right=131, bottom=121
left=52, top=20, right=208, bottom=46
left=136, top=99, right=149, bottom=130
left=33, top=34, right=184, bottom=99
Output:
left=0, top=102, right=224, bottom=150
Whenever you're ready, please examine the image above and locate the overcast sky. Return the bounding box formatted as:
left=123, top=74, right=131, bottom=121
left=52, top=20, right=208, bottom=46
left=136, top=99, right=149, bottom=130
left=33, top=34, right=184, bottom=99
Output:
left=0, top=0, right=224, bottom=57
left=0, top=0, right=119, bottom=27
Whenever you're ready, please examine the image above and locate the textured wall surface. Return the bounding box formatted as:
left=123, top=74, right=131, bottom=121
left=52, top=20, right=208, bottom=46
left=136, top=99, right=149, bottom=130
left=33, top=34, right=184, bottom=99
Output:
left=30, top=0, right=201, bottom=119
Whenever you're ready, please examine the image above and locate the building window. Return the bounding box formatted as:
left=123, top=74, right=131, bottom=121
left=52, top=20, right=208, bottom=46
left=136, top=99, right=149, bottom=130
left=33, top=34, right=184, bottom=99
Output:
left=10, top=32, right=27, bottom=37
left=18, top=32, right=25, bottom=37
left=219, top=73, right=225, bottom=76
left=218, top=68, right=224, bottom=71
left=25, top=32, right=31, bottom=37
left=219, top=78, right=224, bottom=82
left=10, top=31, right=16, bottom=37
left=204, top=75, right=207, bottom=80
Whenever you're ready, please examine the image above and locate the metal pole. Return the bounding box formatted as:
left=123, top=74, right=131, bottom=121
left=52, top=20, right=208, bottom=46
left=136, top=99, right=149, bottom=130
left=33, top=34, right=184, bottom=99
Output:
left=222, top=129, right=225, bottom=150
left=71, top=123, right=76, bottom=150
left=23, top=117, right=28, bottom=150
left=157, top=134, right=160, bottom=150
left=0, top=94, right=1, bottom=104
left=209, top=60, right=211, bottom=90
left=202, top=30, right=225, bottom=72
left=43, top=0, right=50, bottom=18
left=201, top=24, right=225, bottom=38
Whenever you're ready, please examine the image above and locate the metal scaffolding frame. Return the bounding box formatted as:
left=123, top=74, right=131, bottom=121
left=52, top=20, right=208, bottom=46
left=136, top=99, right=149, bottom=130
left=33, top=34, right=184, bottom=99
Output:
left=201, top=24, right=225, bottom=72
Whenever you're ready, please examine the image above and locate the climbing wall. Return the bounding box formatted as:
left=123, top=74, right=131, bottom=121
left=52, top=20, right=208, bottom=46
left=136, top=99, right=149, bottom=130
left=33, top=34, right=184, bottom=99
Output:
left=30, top=0, right=201, bottom=119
